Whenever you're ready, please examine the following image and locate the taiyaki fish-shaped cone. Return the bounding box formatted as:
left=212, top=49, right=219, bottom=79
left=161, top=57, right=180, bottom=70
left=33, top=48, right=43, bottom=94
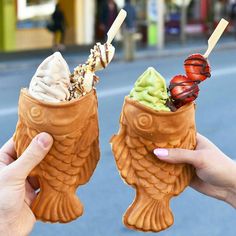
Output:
left=110, top=97, right=196, bottom=232
left=14, top=89, right=100, bottom=223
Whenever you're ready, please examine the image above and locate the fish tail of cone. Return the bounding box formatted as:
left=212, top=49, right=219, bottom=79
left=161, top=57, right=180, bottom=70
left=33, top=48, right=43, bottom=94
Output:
left=32, top=182, right=83, bottom=223
left=123, top=188, right=174, bottom=232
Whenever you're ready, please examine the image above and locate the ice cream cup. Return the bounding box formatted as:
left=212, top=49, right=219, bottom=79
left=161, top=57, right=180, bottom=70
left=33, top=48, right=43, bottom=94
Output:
left=14, top=88, right=100, bottom=223
left=111, top=97, right=196, bottom=232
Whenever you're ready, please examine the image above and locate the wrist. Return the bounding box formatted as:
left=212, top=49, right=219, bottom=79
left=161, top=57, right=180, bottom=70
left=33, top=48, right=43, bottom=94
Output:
left=226, top=187, right=236, bottom=208
left=225, top=162, right=236, bottom=208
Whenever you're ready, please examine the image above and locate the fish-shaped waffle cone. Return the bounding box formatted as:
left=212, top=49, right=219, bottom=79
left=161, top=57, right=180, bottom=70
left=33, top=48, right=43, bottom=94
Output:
left=110, top=97, right=196, bottom=232
left=14, top=89, right=100, bottom=223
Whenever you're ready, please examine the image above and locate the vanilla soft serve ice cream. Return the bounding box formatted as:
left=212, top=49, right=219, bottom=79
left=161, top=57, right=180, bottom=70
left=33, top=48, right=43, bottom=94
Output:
left=29, top=52, right=70, bottom=103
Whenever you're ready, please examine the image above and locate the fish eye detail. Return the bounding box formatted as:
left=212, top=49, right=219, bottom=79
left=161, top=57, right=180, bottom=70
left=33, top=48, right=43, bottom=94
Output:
left=134, top=113, right=153, bottom=131
left=30, top=106, right=42, bottom=118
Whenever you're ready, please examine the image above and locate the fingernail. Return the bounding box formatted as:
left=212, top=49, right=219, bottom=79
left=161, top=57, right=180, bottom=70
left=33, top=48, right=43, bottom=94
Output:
left=36, top=132, right=53, bottom=149
left=154, top=148, right=169, bottom=157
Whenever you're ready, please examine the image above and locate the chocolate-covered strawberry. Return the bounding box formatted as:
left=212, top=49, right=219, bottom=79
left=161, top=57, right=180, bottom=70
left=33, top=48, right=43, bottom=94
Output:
left=169, top=75, right=199, bottom=107
left=184, top=54, right=211, bottom=82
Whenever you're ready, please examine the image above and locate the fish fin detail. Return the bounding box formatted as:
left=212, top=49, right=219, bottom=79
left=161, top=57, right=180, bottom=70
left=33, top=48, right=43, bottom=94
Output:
left=32, top=179, right=83, bottom=223
left=173, top=164, right=194, bottom=195
left=111, top=125, right=137, bottom=185
left=123, top=188, right=173, bottom=232
left=72, top=138, right=100, bottom=186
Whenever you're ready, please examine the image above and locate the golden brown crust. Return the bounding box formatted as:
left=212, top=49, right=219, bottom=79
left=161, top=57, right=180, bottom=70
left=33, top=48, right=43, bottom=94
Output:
left=110, top=97, right=196, bottom=232
left=14, top=89, right=100, bottom=223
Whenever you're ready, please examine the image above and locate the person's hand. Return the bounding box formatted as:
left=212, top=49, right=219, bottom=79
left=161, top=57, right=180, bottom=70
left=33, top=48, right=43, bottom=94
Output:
left=154, top=133, right=236, bottom=208
left=0, top=133, right=53, bottom=236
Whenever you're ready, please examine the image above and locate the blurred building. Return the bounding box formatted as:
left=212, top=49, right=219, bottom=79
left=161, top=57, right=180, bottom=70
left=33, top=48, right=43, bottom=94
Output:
left=165, top=0, right=231, bottom=40
left=0, top=0, right=126, bottom=52
left=0, top=0, right=234, bottom=52
left=1, top=0, right=99, bottom=51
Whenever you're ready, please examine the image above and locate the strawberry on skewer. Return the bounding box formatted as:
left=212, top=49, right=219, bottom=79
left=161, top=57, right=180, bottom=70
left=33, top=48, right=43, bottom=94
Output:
left=169, top=75, right=200, bottom=108
left=184, top=54, right=211, bottom=82
left=170, top=19, right=229, bottom=109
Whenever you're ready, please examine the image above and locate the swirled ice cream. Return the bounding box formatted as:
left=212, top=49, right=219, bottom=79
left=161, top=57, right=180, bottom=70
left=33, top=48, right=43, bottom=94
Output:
left=130, top=67, right=170, bottom=111
left=28, top=42, right=115, bottom=102
left=29, top=52, right=70, bottom=103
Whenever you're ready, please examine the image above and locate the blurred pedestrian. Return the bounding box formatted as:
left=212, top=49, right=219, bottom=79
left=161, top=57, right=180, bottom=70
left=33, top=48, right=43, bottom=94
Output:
left=51, top=3, right=66, bottom=51
left=230, top=1, right=236, bottom=38
left=100, top=0, right=118, bottom=39
left=123, top=0, right=136, bottom=61
left=214, top=0, right=224, bottom=23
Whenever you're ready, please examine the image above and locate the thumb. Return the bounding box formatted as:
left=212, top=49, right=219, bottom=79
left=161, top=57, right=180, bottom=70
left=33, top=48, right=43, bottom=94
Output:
left=153, top=148, right=201, bottom=168
left=9, top=132, right=53, bottom=179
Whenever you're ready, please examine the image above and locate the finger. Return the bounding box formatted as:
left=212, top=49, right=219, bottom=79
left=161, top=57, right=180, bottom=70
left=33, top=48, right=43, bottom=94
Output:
left=190, top=175, right=212, bottom=194
left=27, top=176, right=40, bottom=190
left=7, top=132, right=53, bottom=180
left=0, top=138, right=16, bottom=169
left=196, top=133, right=219, bottom=151
left=153, top=147, right=202, bottom=168
left=196, top=133, right=227, bottom=156
left=0, top=154, right=14, bottom=170
left=190, top=175, right=227, bottom=201
left=0, top=137, right=16, bottom=158
left=25, top=180, right=37, bottom=206
left=0, top=138, right=15, bottom=170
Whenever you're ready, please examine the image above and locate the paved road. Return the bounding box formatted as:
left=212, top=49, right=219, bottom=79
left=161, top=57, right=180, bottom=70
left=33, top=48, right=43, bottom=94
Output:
left=0, top=48, right=236, bottom=236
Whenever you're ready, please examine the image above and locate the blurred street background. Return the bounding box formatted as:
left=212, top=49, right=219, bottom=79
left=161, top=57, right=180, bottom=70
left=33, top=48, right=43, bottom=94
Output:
left=1, top=0, right=236, bottom=52
left=1, top=0, right=236, bottom=236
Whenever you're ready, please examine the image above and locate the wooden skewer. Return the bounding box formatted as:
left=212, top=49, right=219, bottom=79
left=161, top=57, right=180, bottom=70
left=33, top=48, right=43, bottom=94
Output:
left=107, top=9, right=127, bottom=44
left=203, top=18, right=229, bottom=58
